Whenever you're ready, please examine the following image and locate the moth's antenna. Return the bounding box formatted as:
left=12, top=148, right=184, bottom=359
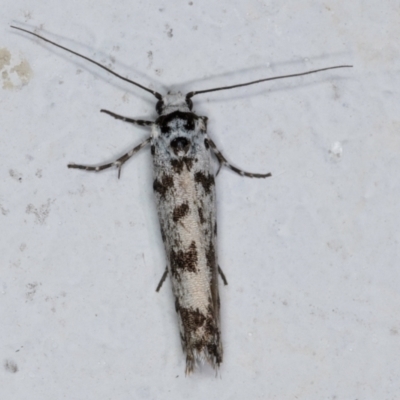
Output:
left=10, top=25, right=162, bottom=100
left=186, top=65, right=352, bottom=100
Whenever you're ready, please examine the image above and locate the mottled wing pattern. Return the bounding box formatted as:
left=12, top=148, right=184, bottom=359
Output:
left=151, top=116, right=222, bottom=374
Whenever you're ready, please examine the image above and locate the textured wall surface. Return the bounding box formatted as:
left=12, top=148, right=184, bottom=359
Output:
left=2, top=1, right=399, bottom=399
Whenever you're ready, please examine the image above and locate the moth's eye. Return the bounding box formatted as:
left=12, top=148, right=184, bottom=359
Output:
left=156, top=100, right=164, bottom=115
left=161, top=124, right=171, bottom=134
left=171, top=137, right=190, bottom=154
left=186, top=97, right=193, bottom=110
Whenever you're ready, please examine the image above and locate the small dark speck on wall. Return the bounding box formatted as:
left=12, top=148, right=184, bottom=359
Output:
left=4, top=359, right=18, bottom=373
left=165, top=24, right=173, bottom=38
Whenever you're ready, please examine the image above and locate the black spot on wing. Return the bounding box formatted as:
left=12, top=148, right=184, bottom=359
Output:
left=203, top=310, right=220, bottom=352
left=171, top=159, right=183, bottom=174
left=198, top=207, right=205, bottom=224
left=206, top=240, right=216, bottom=270
left=173, top=202, right=190, bottom=222
left=170, top=241, right=198, bottom=280
left=182, top=157, right=194, bottom=171
left=160, top=225, right=166, bottom=243
left=207, top=341, right=222, bottom=365
left=175, top=298, right=181, bottom=313
left=153, top=174, right=174, bottom=198
left=180, top=307, right=206, bottom=331
left=195, top=172, right=215, bottom=194
left=151, top=145, right=155, bottom=155
left=180, top=303, right=222, bottom=370
left=171, top=157, right=194, bottom=174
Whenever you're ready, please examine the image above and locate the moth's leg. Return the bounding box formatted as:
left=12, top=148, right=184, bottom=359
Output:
left=218, top=265, right=228, bottom=286
left=101, top=109, right=154, bottom=127
left=156, top=266, right=168, bottom=292
left=206, top=137, right=272, bottom=179
left=216, top=159, right=223, bottom=176
left=68, top=137, right=151, bottom=179
left=215, top=160, right=222, bottom=176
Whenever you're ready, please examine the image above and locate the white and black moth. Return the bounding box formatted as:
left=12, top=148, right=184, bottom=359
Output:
left=12, top=25, right=352, bottom=374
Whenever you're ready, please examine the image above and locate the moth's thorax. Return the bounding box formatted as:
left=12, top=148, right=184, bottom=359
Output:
left=156, top=92, right=192, bottom=115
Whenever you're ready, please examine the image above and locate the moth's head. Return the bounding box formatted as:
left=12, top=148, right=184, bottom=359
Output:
left=155, top=111, right=207, bottom=158
left=156, top=92, right=193, bottom=115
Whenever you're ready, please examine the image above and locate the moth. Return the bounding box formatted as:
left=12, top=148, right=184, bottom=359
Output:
left=11, top=25, right=352, bottom=374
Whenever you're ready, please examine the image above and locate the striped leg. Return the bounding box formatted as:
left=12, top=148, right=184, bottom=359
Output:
left=207, top=137, right=272, bottom=179
left=68, top=137, right=151, bottom=179
left=218, top=265, right=228, bottom=285
left=156, top=266, right=168, bottom=292
left=101, top=109, right=154, bottom=127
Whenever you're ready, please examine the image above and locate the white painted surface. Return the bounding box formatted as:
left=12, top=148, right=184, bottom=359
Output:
left=1, top=1, right=399, bottom=398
